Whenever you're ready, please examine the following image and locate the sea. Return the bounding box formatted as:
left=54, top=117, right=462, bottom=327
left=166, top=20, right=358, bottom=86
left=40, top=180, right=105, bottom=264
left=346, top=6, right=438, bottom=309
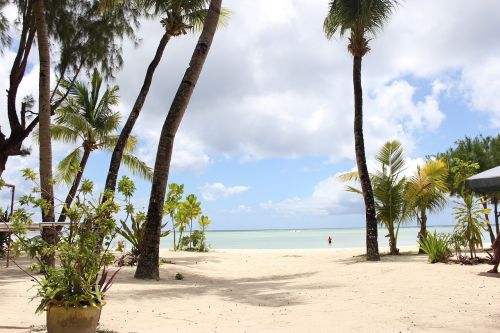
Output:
left=158, top=225, right=490, bottom=250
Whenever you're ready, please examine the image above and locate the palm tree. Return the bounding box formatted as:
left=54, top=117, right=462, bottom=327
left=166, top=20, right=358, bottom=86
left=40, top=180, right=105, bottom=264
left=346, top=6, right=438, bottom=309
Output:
left=135, top=0, right=222, bottom=280
left=34, top=0, right=57, bottom=267
left=51, top=71, right=152, bottom=222
left=324, top=0, right=398, bottom=261
left=405, top=159, right=448, bottom=253
left=164, top=183, right=184, bottom=250
left=340, top=140, right=408, bottom=255
left=184, top=194, right=202, bottom=249
left=453, top=194, right=488, bottom=258
left=103, top=0, right=228, bottom=196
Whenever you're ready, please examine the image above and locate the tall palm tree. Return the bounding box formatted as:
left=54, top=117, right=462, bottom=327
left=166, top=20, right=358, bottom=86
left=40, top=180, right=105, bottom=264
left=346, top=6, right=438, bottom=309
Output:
left=34, top=0, right=57, bottom=267
left=51, top=71, right=152, bottom=222
left=340, top=140, right=409, bottom=255
left=405, top=159, right=448, bottom=253
left=103, top=0, right=228, bottom=196
left=324, top=0, right=399, bottom=261
left=135, top=0, right=222, bottom=280
left=184, top=194, right=202, bottom=249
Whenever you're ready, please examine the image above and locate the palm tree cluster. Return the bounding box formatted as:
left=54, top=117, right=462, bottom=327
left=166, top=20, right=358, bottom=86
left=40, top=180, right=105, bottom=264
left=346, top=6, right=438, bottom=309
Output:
left=340, top=140, right=449, bottom=255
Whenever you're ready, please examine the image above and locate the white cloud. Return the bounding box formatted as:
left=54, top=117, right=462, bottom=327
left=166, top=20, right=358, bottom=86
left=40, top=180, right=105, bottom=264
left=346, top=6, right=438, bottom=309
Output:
left=200, top=182, right=249, bottom=201
left=263, top=156, right=427, bottom=217
left=460, top=57, right=500, bottom=126
left=221, top=204, right=252, bottom=214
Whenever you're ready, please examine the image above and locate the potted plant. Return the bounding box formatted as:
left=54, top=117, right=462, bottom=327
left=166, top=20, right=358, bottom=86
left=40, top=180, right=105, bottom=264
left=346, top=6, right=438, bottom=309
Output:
left=8, top=170, right=121, bottom=333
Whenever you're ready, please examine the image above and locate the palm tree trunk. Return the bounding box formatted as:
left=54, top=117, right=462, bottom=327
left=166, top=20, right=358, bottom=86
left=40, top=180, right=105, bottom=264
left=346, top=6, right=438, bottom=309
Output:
left=34, top=0, right=56, bottom=266
left=104, top=32, right=171, bottom=196
left=171, top=213, right=177, bottom=251
left=135, top=0, right=222, bottom=280
left=418, top=208, right=427, bottom=254
left=58, top=147, right=91, bottom=222
left=353, top=54, right=380, bottom=261
left=387, top=223, right=398, bottom=255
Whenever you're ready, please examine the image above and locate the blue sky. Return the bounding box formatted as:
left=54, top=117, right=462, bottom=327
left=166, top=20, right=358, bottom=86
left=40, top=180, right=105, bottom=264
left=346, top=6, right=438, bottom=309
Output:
left=1, top=0, right=500, bottom=230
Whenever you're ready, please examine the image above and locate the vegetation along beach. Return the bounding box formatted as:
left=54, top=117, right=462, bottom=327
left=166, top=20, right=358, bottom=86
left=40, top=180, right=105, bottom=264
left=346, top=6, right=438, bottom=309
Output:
left=1, top=0, right=500, bottom=332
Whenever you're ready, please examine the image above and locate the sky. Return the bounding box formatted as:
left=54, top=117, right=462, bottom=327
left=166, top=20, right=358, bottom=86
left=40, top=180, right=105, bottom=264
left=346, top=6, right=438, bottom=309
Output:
left=1, top=0, right=500, bottom=230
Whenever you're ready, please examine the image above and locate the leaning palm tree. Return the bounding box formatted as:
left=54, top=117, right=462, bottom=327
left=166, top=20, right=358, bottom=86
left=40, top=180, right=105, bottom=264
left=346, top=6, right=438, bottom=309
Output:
left=51, top=71, right=152, bottom=222
left=405, top=159, right=448, bottom=253
left=135, top=0, right=222, bottom=280
left=102, top=0, right=229, bottom=197
left=340, top=140, right=409, bottom=255
left=324, top=0, right=399, bottom=261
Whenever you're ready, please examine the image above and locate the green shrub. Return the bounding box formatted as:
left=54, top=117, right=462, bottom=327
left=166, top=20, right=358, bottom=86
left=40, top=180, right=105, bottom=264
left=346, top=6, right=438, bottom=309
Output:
left=418, top=231, right=452, bottom=263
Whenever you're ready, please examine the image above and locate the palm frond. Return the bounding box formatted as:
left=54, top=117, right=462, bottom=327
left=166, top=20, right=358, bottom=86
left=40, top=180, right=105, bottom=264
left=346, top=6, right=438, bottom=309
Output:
left=122, top=154, right=153, bottom=181
left=324, top=0, right=398, bottom=39
left=56, top=148, right=83, bottom=185
left=50, top=125, right=80, bottom=143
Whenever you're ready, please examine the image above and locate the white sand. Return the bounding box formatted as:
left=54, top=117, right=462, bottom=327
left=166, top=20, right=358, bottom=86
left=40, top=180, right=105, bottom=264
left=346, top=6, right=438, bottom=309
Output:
left=1, top=248, right=499, bottom=332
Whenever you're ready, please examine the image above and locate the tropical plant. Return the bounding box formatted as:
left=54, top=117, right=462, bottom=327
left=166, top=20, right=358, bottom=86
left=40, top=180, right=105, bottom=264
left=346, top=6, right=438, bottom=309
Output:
left=405, top=159, right=448, bottom=253
left=198, top=215, right=211, bottom=252
left=116, top=177, right=169, bottom=256
left=164, top=183, right=184, bottom=250
left=183, top=194, right=202, bottom=249
left=173, top=203, right=190, bottom=251
left=418, top=231, right=452, bottom=263
left=324, top=0, right=399, bottom=261
left=49, top=71, right=152, bottom=222
left=340, top=140, right=409, bottom=255
left=0, top=1, right=141, bottom=177
left=453, top=194, right=488, bottom=258
left=9, top=169, right=121, bottom=313
left=103, top=0, right=230, bottom=196
left=449, top=232, right=466, bottom=259
left=135, top=0, right=222, bottom=280
left=438, top=135, right=500, bottom=242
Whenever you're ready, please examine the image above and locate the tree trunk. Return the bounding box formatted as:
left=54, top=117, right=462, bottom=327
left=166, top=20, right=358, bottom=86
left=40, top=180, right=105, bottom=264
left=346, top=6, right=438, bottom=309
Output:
left=134, top=0, right=222, bottom=280
left=104, top=32, right=171, bottom=196
left=34, top=0, right=56, bottom=266
left=58, top=147, right=91, bottom=222
left=481, top=198, right=495, bottom=243
left=418, top=207, right=427, bottom=254
left=387, top=223, right=398, bottom=255
left=494, top=197, right=499, bottom=236
left=352, top=54, right=379, bottom=261
left=189, top=218, right=193, bottom=249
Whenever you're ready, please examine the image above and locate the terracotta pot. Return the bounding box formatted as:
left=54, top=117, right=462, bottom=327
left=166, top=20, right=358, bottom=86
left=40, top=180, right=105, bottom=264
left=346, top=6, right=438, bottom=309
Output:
left=46, top=305, right=101, bottom=333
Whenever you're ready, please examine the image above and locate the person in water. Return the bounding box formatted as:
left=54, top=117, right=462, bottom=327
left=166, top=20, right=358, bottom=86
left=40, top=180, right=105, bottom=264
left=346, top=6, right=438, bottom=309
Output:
left=328, top=235, right=332, bottom=245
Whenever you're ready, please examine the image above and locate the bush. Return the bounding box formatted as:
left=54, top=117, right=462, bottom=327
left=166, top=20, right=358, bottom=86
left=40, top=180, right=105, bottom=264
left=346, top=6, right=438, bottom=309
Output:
left=418, top=232, right=452, bottom=263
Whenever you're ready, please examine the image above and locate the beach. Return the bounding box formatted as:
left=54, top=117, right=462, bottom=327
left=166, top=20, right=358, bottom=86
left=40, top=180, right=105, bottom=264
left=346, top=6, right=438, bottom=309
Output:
left=1, top=248, right=499, bottom=333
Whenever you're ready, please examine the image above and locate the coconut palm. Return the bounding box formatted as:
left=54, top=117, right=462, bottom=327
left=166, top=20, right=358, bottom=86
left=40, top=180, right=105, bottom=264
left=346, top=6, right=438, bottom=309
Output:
left=453, top=194, right=488, bottom=258
left=405, top=159, right=448, bottom=253
left=324, top=0, right=399, bottom=260
left=340, top=140, right=409, bottom=255
left=135, top=0, right=222, bottom=280
left=103, top=0, right=229, bottom=196
left=51, top=71, right=152, bottom=222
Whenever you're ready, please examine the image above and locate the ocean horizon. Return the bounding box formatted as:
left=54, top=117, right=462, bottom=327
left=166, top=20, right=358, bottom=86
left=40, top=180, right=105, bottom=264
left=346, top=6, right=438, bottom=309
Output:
left=158, top=225, right=489, bottom=250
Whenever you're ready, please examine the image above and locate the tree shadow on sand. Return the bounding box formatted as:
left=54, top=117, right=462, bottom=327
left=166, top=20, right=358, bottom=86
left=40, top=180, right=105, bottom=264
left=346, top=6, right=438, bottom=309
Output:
left=111, top=269, right=339, bottom=307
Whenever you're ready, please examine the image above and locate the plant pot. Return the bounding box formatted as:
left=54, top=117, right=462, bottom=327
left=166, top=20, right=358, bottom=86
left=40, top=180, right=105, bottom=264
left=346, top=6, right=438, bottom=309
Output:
left=47, top=304, right=102, bottom=333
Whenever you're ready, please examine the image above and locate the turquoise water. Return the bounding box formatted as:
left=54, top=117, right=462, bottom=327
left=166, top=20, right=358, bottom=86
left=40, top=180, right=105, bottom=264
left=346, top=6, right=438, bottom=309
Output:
left=158, top=225, right=479, bottom=250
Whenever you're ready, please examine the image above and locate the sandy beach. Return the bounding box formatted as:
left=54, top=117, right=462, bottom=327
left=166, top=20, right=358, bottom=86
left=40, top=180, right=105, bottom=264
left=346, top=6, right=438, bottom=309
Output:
left=1, top=248, right=499, bottom=333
